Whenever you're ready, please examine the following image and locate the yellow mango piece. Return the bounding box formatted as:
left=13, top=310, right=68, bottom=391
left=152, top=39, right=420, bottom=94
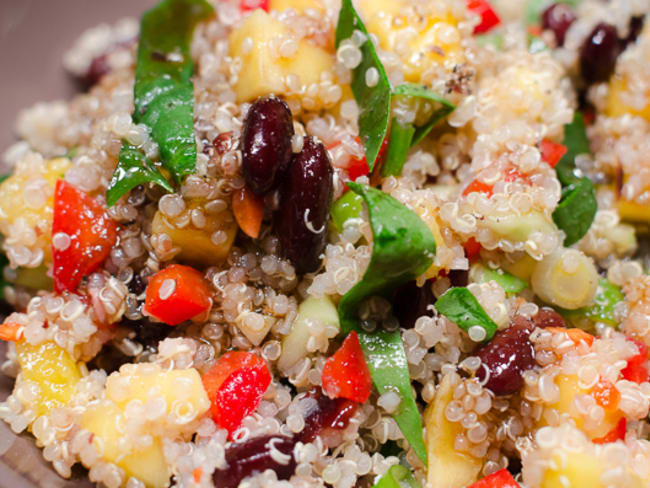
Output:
left=83, top=404, right=171, bottom=488
left=541, top=451, right=606, bottom=488
left=229, top=9, right=334, bottom=102
left=502, top=254, right=537, bottom=282
left=617, top=198, right=650, bottom=223
left=16, top=341, right=81, bottom=416
left=425, top=375, right=482, bottom=488
left=151, top=203, right=237, bottom=267
left=269, top=0, right=323, bottom=14
left=607, top=77, right=650, bottom=121
left=0, top=157, right=71, bottom=265
left=357, top=0, right=464, bottom=82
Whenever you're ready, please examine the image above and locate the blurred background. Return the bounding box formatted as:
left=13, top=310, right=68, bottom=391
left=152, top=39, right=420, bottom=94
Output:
left=0, top=2, right=155, bottom=486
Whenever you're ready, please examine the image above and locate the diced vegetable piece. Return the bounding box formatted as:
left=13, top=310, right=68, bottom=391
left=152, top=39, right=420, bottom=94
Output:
left=202, top=351, right=271, bottom=436
left=232, top=185, right=264, bottom=239
left=470, top=263, right=528, bottom=294
left=241, top=0, right=269, bottom=12
left=485, top=211, right=557, bottom=243
left=562, top=279, right=623, bottom=328
left=462, top=179, right=493, bottom=197
left=268, top=0, right=323, bottom=13
left=466, top=0, right=501, bottom=33
left=0, top=157, right=71, bottom=266
left=464, top=237, right=482, bottom=260
left=617, top=198, right=650, bottom=224
left=374, top=465, right=421, bottom=488
left=531, top=248, right=598, bottom=310
left=229, top=10, right=334, bottom=102
left=546, top=327, right=594, bottom=348
left=16, top=341, right=81, bottom=416
left=607, top=76, right=650, bottom=121
left=151, top=203, right=237, bottom=266
left=322, top=331, right=372, bottom=403
left=0, top=322, right=23, bottom=342
left=621, top=338, right=649, bottom=384
left=331, top=191, right=364, bottom=233
left=592, top=417, right=626, bottom=444
left=144, top=264, right=212, bottom=325
left=468, top=469, right=519, bottom=488
left=434, top=287, right=498, bottom=341
left=424, top=374, right=482, bottom=488
left=539, top=450, right=606, bottom=488
left=278, top=295, right=339, bottom=371
left=12, top=266, right=53, bottom=291
left=501, top=253, right=537, bottom=282
left=540, top=139, right=567, bottom=168
left=52, top=180, right=118, bottom=293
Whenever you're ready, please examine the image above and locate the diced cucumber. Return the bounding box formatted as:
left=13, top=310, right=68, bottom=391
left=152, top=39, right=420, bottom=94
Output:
left=470, top=263, right=528, bottom=294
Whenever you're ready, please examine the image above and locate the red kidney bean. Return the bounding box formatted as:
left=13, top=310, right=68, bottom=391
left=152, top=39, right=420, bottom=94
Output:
left=580, top=23, right=621, bottom=84
left=541, top=3, right=576, bottom=46
left=241, top=96, right=294, bottom=195
left=531, top=307, right=565, bottom=329
left=276, top=136, right=333, bottom=274
left=392, top=280, right=435, bottom=330
left=297, top=389, right=358, bottom=444
left=621, top=15, right=645, bottom=49
left=475, top=316, right=536, bottom=396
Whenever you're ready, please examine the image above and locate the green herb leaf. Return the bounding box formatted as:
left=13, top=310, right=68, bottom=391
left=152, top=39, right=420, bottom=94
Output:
left=372, top=464, right=421, bottom=488
left=358, top=330, right=427, bottom=464
left=561, top=278, right=623, bottom=327
left=555, top=112, right=590, bottom=186
left=337, top=183, right=435, bottom=464
left=434, top=287, right=498, bottom=341
left=0, top=174, right=10, bottom=185
left=331, top=190, right=364, bottom=232
left=382, top=118, right=416, bottom=177
left=471, top=264, right=528, bottom=294
left=107, top=0, right=213, bottom=205
left=475, top=32, right=504, bottom=49
left=552, top=177, right=597, bottom=246
left=338, top=183, right=436, bottom=333
left=107, top=143, right=174, bottom=207
left=335, top=0, right=391, bottom=172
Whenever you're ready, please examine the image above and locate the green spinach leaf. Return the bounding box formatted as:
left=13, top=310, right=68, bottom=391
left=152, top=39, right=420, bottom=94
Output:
left=372, top=463, right=421, bottom=488
left=555, top=112, right=590, bottom=186
left=561, top=278, right=623, bottom=327
left=382, top=118, right=416, bottom=177
left=434, top=287, right=498, bottom=341
left=335, top=0, right=391, bottom=172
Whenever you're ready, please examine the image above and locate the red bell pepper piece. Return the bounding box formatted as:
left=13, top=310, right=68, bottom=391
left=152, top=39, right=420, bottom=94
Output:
left=202, top=351, right=271, bottom=436
left=467, top=0, right=501, bottom=34
left=464, top=237, right=482, bottom=260
left=593, top=417, right=626, bottom=444
left=144, top=264, right=212, bottom=326
left=346, top=136, right=390, bottom=184
left=239, top=0, right=269, bottom=12
left=0, top=322, right=23, bottom=342
left=462, top=179, right=494, bottom=197
left=591, top=377, right=620, bottom=411
left=322, top=331, right=372, bottom=403
left=468, top=469, right=519, bottom=488
left=621, top=338, right=649, bottom=384
left=540, top=139, right=568, bottom=168
left=52, top=180, right=118, bottom=293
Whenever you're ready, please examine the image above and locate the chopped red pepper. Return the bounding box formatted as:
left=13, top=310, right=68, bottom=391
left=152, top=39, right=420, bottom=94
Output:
left=464, top=237, right=482, bottom=260
left=462, top=179, right=494, bottom=197
left=503, top=164, right=529, bottom=183
left=0, top=322, right=23, bottom=342
left=540, top=139, right=568, bottom=168
left=593, top=417, right=626, bottom=444
left=621, top=338, right=649, bottom=384
left=322, top=331, right=372, bottom=403
left=466, top=0, right=501, bottom=34
left=52, top=180, right=118, bottom=293
left=144, top=264, right=212, bottom=326
left=468, top=469, right=519, bottom=488
left=591, top=377, right=620, bottom=411
left=239, top=0, right=269, bottom=12
left=202, top=351, right=271, bottom=436
left=346, top=136, right=390, bottom=184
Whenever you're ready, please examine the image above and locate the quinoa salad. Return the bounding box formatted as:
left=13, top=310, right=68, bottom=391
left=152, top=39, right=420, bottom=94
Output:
left=1, top=0, right=650, bottom=487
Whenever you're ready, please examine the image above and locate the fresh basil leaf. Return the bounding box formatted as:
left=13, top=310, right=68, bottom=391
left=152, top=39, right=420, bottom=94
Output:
left=0, top=175, right=9, bottom=185
left=335, top=0, right=391, bottom=172
left=359, top=330, right=427, bottom=464
left=392, top=83, right=456, bottom=146
left=471, top=264, right=528, bottom=294
left=382, top=118, right=416, bottom=177
left=372, top=463, right=421, bottom=488
left=552, top=177, right=598, bottom=246
left=555, top=112, right=590, bottom=186
left=434, top=287, right=498, bottom=341
left=107, top=0, right=213, bottom=205
left=107, top=143, right=174, bottom=207
left=561, top=278, right=623, bottom=327
left=339, top=183, right=436, bottom=333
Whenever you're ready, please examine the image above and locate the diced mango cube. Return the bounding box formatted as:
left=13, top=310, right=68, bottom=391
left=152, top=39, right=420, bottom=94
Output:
left=607, top=77, right=650, bottom=121
left=229, top=9, right=334, bottom=102
left=541, top=450, right=607, bottom=488
left=269, top=0, right=323, bottom=14
left=0, top=157, right=71, bottom=265
left=424, top=374, right=481, bottom=488
left=151, top=202, right=237, bottom=267
left=16, top=341, right=81, bottom=416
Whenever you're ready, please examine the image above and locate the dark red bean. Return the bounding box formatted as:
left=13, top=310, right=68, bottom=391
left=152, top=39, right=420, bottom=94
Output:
left=84, top=54, right=111, bottom=86
left=392, top=280, right=435, bottom=330
left=580, top=23, right=621, bottom=84
left=276, top=137, right=333, bottom=274
left=120, top=317, right=172, bottom=348
left=213, top=435, right=297, bottom=488
left=621, top=15, right=645, bottom=49
left=241, top=96, right=294, bottom=195
left=475, top=316, right=536, bottom=396
left=128, top=273, right=147, bottom=296
left=541, top=3, right=576, bottom=46
left=297, top=389, right=358, bottom=444
left=531, top=307, right=565, bottom=329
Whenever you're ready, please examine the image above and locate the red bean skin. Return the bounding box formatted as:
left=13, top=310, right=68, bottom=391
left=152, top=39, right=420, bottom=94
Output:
left=580, top=23, right=621, bottom=84
left=541, top=3, right=576, bottom=46
left=242, top=96, right=295, bottom=195
left=531, top=307, right=566, bottom=329
left=297, top=389, right=358, bottom=444
left=276, top=136, right=333, bottom=274
left=475, top=316, right=536, bottom=396
left=392, top=280, right=435, bottom=330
